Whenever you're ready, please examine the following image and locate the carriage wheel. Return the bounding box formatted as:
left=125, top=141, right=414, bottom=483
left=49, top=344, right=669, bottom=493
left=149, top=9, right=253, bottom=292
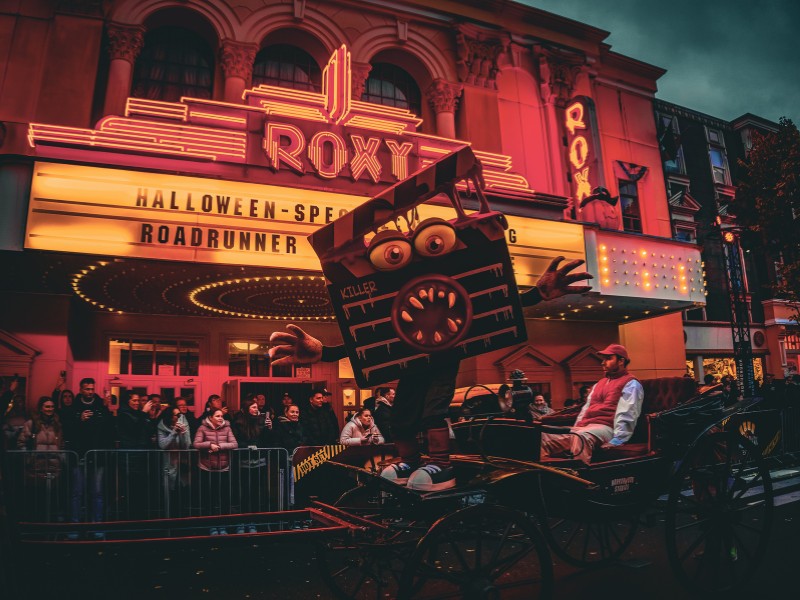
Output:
left=539, top=514, right=638, bottom=568
left=665, top=430, right=773, bottom=595
left=398, top=504, right=554, bottom=600
left=317, top=483, right=424, bottom=599
left=317, top=536, right=415, bottom=600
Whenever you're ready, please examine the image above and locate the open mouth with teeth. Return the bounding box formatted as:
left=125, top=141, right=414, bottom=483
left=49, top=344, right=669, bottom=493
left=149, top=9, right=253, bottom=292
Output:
left=391, top=275, right=473, bottom=352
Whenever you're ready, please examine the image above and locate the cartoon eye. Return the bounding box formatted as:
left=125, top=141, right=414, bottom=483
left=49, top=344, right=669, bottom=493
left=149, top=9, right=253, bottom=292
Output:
left=413, top=218, right=457, bottom=258
left=368, top=230, right=413, bottom=271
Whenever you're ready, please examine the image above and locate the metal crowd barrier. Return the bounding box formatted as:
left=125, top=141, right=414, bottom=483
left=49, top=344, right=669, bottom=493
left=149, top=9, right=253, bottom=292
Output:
left=2, top=448, right=289, bottom=524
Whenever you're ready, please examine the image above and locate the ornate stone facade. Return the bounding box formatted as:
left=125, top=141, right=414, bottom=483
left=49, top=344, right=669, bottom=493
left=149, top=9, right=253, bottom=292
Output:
left=535, top=45, right=587, bottom=107
left=351, top=62, right=372, bottom=100
left=219, top=40, right=258, bottom=81
left=455, top=25, right=509, bottom=89
left=425, top=79, right=463, bottom=114
left=106, top=22, right=144, bottom=64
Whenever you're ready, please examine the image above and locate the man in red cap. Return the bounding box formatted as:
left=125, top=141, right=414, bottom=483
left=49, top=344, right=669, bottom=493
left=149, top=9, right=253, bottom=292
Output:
left=541, top=343, right=643, bottom=463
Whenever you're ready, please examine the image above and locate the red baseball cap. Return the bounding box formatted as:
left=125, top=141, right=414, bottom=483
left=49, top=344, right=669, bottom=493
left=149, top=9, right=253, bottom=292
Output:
left=598, top=344, right=630, bottom=361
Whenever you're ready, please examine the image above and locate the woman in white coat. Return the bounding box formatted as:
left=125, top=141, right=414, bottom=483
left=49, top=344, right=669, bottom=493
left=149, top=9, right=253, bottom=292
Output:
left=339, top=408, right=384, bottom=446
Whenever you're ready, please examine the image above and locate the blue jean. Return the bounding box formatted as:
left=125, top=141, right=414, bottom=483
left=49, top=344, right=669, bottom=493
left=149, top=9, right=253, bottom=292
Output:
left=71, top=462, right=105, bottom=522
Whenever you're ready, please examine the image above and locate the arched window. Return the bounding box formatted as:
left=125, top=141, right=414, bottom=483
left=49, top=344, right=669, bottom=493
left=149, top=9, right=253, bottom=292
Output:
left=132, top=27, right=214, bottom=101
left=362, top=63, right=421, bottom=115
left=252, top=44, right=321, bottom=92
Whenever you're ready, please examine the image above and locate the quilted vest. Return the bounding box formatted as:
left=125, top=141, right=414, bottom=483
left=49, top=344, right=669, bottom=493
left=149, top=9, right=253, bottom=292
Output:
left=575, top=369, right=636, bottom=429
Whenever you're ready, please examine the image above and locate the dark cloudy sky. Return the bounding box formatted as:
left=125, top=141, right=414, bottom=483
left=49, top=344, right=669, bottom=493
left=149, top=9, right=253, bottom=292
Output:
left=524, top=0, right=799, bottom=125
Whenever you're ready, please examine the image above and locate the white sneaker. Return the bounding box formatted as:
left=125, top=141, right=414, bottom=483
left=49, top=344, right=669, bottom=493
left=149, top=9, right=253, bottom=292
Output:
left=380, top=462, right=414, bottom=485
left=407, top=465, right=456, bottom=492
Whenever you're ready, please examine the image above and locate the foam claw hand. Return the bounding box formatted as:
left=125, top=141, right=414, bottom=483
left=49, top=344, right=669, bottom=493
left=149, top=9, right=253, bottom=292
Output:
left=268, top=324, right=324, bottom=365
left=535, top=256, right=593, bottom=301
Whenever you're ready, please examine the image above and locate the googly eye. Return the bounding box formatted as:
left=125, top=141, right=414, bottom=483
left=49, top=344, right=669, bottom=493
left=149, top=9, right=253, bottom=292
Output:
left=412, top=218, right=457, bottom=258
left=368, top=230, right=413, bottom=271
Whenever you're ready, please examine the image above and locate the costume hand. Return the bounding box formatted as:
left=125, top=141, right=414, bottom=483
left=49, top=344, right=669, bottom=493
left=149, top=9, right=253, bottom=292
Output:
left=269, top=324, right=324, bottom=365
left=534, top=256, right=592, bottom=301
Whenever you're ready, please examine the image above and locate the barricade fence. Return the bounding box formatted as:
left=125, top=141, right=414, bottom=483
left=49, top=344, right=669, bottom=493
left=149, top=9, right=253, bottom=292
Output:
left=3, top=448, right=289, bottom=524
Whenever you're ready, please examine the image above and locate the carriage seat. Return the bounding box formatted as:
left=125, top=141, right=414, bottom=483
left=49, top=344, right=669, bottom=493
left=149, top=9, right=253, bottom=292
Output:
left=542, top=376, right=699, bottom=461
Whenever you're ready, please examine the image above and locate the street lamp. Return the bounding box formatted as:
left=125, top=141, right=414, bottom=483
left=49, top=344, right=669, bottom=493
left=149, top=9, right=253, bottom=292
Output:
left=710, top=220, right=755, bottom=397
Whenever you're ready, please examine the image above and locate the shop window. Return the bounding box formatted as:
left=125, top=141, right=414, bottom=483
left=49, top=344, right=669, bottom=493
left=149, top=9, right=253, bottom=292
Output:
left=700, top=357, right=763, bottom=384
left=674, top=224, right=695, bottom=243
left=706, top=126, right=731, bottom=185
left=362, top=63, right=421, bottom=115
left=228, top=341, right=294, bottom=377
left=785, top=333, right=800, bottom=351
left=109, top=339, right=199, bottom=376
left=252, top=44, right=321, bottom=91
left=685, top=360, right=695, bottom=379
left=132, top=27, right=214, bottom=102
left=618, top=179, right=642, bottom=233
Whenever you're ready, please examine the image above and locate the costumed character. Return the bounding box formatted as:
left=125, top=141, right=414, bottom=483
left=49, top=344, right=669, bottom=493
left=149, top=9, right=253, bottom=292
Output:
left=269, top=147, right=592, bottom=491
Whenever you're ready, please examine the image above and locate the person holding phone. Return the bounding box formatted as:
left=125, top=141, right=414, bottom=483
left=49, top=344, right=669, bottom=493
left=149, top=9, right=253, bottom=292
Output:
left=66, top=378, right=114, bottom=534
left=157, top=406, right=192, bottom=517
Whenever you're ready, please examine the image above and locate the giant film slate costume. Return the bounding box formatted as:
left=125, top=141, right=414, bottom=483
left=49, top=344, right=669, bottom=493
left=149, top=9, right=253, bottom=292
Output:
left=270, top=148, right=592, bottom=491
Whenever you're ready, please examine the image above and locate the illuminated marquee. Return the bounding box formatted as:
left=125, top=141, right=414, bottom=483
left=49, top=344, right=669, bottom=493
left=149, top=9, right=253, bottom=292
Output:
left=28, top=45, right=532, bottom=196
left=25, top=162, right=583, bottom=280
left=564, top=96, right=606, bottom=221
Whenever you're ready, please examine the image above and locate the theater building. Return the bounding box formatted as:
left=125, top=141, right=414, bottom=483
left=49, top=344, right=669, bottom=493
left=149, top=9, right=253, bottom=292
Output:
left=0, top=0, right=707, bottom=418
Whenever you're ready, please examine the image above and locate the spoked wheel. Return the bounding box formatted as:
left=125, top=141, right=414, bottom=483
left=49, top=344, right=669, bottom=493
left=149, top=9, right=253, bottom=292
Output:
left=318, top=534, right=418, bottom=599
left=317, top=483, right=425, bottom=599
left=398, top=504, right=554, bottom=600
left=665, top=430, right=773, bottom=595
left=540, top=514, right=638, bottom=567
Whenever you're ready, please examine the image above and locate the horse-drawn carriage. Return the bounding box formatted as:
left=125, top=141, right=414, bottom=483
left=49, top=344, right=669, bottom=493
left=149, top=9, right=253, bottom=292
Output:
left=306, top=378, right=773, bottom=599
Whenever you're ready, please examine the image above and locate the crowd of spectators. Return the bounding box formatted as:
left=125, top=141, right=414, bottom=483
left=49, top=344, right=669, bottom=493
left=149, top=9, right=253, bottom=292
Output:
left=1, top=378, right=393, bottom=533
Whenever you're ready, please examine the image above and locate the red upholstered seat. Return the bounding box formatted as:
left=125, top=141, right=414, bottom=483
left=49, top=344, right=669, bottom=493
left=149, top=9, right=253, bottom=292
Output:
left=630, top=376, right=699, bottom=443
left=594, top=376, right=699, bottom=461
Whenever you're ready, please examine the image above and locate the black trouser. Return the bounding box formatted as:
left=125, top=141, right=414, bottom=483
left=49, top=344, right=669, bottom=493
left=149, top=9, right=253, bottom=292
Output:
left=392, top=357, right=460, bottom=439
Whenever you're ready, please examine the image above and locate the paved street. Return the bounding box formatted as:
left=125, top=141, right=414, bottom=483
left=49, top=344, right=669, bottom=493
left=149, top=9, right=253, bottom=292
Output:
left=4, top=471, right=798, bottom=600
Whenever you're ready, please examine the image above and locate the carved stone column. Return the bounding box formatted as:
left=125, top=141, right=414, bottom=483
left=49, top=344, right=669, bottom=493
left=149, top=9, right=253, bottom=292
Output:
left=455, top=26, right=508, bottom=90
left=220, top=40, right=258, bottom=103
left=535, top=45, right=585, bottom=109
left=425, top=79, right=462, bottom=139
left=351, top=62, right=372, bottom=100
left=102, top=22, right=144, bottom=116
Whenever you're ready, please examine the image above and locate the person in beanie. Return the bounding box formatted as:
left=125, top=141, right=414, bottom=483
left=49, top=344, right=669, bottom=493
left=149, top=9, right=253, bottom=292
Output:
left=541, top=344, right=643, bottom=464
